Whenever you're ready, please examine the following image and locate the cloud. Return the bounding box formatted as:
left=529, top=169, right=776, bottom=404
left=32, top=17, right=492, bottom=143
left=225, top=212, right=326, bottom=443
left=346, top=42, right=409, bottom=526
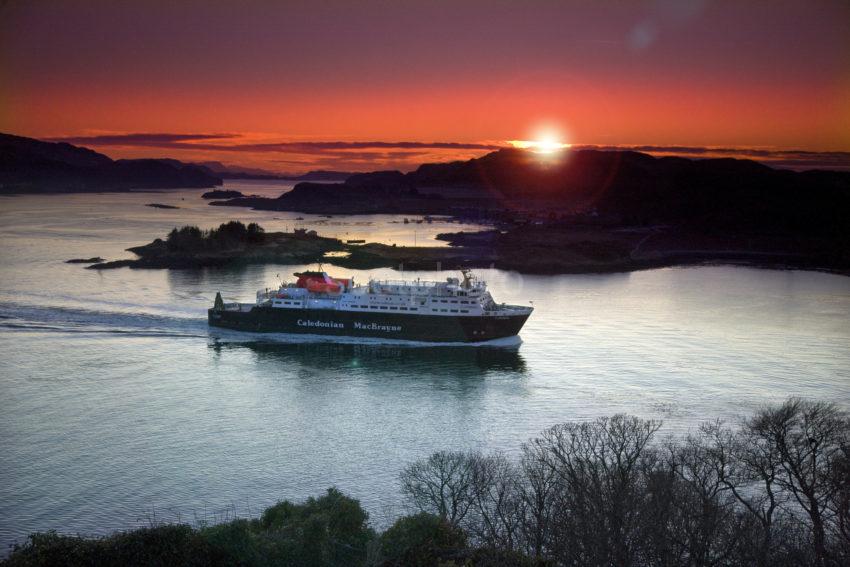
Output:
left=43, top=132, right=507, bottom=172
left=48, top=133, right=239, bottom=146
left=44, top=133, right=850, bottom=172
left=273, top=150, right=433, bottom=162
left=47, top=133, right=503, bottom=154
left=573, top=145, right=850, bottom=171
left=253, top=141, right=502, bottom=151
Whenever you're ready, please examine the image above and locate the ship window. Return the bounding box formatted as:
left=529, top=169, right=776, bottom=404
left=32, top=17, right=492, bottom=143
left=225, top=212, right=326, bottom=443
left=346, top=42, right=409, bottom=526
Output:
left=461, top=310, right=469, bottom=313
left=441, top=309, right=447, bottom=312
left=371, top=306, right=377, bottom=309
left=450, top=309, right=458, bottom=313
left=390, top=306, right=398, bottom=310
left=441, top=300, right=447, bottom=303
left=432, top=309, right=438, bottom=312
left=451, top=300, right=458, bottom=303
left=410, top=308, right=417, bottom=311
left=380, top=306, right=388, bottom=310
left=400, top=307, right=408, bottom=311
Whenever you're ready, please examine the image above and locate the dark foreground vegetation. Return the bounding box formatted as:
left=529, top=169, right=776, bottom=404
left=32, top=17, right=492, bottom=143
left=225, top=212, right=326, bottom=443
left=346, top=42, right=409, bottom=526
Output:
left=5, top=398, right=849, bottom=566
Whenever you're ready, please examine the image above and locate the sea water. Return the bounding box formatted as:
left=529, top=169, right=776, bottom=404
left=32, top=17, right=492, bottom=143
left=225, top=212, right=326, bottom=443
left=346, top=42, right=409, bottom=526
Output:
left=1, top=181, right=848, bottom=548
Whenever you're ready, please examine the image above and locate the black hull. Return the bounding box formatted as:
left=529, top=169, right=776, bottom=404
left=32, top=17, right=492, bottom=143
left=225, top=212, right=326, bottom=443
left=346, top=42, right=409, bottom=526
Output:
left=208, top=306, right=530, bottom=343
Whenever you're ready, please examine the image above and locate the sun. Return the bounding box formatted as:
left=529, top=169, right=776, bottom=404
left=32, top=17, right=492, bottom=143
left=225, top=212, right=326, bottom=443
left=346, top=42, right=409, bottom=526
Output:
left=507, top=132, right=570, bottom=154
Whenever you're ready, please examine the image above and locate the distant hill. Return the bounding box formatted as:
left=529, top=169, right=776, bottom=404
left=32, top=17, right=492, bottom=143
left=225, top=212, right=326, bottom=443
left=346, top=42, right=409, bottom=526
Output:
left=283, top=148, right=850, bottom=235
left=196, top=161, right=284, bottom=180
left=286, top=170, right=353, bottom=182
left=197, top=161, right=352, bottom=182
left=0, top=132, right=222, bottom=193
left=405, top=148, right=849, bottom=208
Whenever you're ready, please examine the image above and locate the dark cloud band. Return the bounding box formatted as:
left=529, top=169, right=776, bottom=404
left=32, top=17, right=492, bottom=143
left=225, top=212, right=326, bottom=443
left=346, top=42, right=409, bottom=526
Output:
left=47, top=133, right=503, bottom=153
left=49, top=133, right=239, bottom=146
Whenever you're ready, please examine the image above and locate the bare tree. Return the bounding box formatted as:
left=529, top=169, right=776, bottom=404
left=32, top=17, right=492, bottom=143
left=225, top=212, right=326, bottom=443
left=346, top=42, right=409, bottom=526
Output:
left=663, top=423, right=746, bottom=566
left=518, top=441, right=559, bottom=559
left=394, top=401, right=849, bottom=566
left=827, top=440, right=850, bottom=561
left=748, top=399, right=849, bottom=566
left=532, top=414, right=662, bottom=566
left=708, top=413, right=791, bottom=566
left=400, top=450, right=479, bottom=526
left=465, top=452, right=524, bottom=552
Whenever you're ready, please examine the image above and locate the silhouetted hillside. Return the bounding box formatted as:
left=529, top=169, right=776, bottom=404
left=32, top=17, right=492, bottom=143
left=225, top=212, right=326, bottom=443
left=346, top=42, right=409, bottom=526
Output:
left=287, top=170, right=353, bottom=182
left=346, top=148, right=850, bottom=235
left=196, top=161, right=352, bottom=181
left=214, top=148, right=850, bottom=237
left=214, top=180, right=451, bottom=215
left=0, top=132, right=222, bottom=193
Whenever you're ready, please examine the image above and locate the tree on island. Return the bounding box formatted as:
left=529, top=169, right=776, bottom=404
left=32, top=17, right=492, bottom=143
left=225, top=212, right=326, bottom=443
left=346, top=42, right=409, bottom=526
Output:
left=165, top=221, right=265, bottom=252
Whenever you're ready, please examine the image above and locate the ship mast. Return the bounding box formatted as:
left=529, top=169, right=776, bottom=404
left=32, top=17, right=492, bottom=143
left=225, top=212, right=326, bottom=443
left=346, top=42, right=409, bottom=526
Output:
left=460, top=268, right=473, bottom=289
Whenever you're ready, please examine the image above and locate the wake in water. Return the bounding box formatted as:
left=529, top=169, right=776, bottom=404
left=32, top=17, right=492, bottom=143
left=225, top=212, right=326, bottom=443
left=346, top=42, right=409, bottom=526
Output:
left=0, top=302, right=209, bottom=339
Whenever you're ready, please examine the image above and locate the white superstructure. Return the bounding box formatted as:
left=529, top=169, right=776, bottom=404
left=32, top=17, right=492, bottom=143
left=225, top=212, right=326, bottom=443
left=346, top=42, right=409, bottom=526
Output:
left=255, top=269, right=523, bottom=317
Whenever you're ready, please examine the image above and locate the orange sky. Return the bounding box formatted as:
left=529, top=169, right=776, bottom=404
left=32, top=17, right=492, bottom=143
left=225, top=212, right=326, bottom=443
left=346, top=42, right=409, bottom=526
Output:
left=2, top=1, right=849, bottom=172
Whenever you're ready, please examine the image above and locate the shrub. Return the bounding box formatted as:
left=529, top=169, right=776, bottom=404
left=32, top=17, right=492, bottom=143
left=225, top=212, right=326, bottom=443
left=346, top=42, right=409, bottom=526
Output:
left=380, top=513, right=467, bottom=567
left=254, top=487, right=374, bottom=567
left=4, top=525, right=226, bottom=567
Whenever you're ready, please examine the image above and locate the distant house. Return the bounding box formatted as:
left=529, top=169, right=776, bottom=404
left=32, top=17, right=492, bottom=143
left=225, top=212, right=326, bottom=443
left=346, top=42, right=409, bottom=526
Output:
left=294, top=228, right=318, bottom=238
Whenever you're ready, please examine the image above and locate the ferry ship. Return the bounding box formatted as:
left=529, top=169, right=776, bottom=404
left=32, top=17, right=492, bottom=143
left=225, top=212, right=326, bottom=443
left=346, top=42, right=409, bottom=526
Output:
left=208, top=269, right=532, bottom=342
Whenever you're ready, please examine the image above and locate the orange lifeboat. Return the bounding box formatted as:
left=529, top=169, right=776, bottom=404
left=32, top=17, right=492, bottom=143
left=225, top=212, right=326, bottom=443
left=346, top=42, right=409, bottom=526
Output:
left=306, top=280, right=342, bottom=293
left=295, top=271, right=346, bottom=294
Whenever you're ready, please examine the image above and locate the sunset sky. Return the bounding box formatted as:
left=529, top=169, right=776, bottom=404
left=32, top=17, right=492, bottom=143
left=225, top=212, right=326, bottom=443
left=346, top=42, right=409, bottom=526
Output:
left=2, top=0, right=849, bottom=172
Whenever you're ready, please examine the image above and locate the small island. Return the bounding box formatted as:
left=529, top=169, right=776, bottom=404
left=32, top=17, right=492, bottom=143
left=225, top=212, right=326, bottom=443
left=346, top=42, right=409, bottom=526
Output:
left=85, top=219, right=850, bottom=276
left=88, top=221, right=493, bottom=271
left=201, top=189, right=244, bottom=199
left=65, top=257, right=105, bottom=264
left=145, top=203, right=180, bottom=209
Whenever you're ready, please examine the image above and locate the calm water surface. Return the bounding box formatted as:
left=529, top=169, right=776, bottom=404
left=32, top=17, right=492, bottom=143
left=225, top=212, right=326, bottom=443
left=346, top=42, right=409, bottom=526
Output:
left=1, top=182, right=849, bottom=548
